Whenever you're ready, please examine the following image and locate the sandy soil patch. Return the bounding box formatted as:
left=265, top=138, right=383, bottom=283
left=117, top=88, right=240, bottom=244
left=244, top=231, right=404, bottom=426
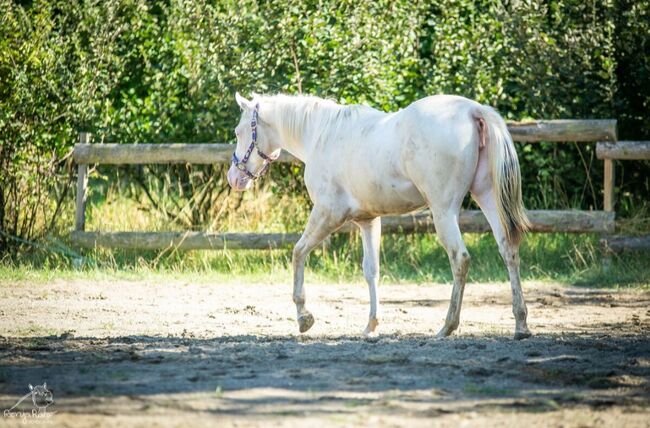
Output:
left=0, top=278, right=649, bottom=427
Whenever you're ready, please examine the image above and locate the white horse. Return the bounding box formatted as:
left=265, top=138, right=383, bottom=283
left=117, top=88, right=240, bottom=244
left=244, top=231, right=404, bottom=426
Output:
left=227, top=93, right=532, bottom=340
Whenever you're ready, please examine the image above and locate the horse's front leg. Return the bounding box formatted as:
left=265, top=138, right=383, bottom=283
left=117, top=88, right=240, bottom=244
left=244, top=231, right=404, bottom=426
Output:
left=293, top=205, right=346, bottom=333
left=356, top=218, right=381, bottom=336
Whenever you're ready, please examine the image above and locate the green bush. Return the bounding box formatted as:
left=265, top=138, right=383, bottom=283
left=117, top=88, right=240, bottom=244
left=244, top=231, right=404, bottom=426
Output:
left=0, top=0, right=648, bottom=252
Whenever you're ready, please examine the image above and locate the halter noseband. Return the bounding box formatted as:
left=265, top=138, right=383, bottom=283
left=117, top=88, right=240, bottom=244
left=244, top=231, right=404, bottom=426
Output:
left=231, top=103, right=278, bottom=180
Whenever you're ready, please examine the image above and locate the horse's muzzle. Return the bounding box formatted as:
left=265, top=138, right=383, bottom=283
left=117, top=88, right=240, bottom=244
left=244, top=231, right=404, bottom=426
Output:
left=227, top=165, right=253, bottom=191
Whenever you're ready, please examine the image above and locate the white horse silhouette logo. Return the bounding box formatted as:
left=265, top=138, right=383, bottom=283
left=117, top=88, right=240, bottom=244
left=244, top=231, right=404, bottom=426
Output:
left=4, top=382, right=54, bottom=414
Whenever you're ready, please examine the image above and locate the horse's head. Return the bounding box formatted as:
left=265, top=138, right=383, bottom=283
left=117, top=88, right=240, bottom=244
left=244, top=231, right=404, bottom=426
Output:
left=29, top=382, right=53, bottom=409
left=227, top=93, right=282, bottom=191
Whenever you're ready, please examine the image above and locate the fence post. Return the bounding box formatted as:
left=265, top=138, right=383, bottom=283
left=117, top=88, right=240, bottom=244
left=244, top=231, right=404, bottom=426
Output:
left=603, top=159, right=615, bottom=212
left=602, top=157, right=616, bottom=272
left=75, top=132, right=90, bottom=231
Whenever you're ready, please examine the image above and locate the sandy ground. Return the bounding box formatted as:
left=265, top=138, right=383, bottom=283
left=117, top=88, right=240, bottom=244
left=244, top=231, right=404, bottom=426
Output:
left=0, top=277, right=649, bottom=427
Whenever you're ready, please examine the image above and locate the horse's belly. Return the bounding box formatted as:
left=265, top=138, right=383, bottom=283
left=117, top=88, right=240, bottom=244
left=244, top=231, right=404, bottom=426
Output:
left=350, top=178, right=426, bottom=218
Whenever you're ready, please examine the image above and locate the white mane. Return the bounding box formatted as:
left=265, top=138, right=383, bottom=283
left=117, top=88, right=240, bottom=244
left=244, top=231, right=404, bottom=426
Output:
left=256, top=94, right=380, bottom=147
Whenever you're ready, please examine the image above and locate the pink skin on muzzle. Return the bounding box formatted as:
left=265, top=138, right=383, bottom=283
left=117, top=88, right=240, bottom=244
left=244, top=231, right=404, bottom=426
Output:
left=227, top=165, right=253, bottom=191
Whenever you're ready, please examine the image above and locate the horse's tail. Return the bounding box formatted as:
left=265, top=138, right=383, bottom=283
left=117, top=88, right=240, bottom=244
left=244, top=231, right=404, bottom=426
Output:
left=476, top=105, right=531, bottom=243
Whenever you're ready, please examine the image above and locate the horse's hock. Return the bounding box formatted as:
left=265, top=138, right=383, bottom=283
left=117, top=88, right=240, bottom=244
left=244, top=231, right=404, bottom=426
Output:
left=69, top=119, right=647, bottom=252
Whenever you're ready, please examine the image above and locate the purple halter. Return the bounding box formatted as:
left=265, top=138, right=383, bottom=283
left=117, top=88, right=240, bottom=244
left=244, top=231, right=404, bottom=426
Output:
left=231, top=103, right=278, bottom=180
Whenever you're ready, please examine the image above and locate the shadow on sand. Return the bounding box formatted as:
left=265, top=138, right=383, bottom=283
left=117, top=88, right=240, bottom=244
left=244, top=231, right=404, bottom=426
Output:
left=1, top=331, right=648, bottom=417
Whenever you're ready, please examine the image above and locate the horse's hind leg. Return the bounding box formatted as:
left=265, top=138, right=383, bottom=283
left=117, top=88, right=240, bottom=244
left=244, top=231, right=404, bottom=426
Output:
left=356, top=217, right=381, bottom=336
left=292, top=205, right=346, bottom=333
left=473, top=189, right=531, bottom=340
left=432, top=211, right=471, bottom=338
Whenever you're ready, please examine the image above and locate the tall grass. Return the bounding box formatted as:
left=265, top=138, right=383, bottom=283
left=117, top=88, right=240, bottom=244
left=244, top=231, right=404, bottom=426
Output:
left=2, top=178, right=648, bottom=288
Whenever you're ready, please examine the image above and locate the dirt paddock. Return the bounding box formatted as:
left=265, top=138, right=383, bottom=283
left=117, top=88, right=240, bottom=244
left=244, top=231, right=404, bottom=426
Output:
left=0, top=277, right=649, bottom=427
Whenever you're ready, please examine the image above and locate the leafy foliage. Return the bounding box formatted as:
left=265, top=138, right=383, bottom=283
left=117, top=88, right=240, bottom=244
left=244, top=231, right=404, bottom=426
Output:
left=0, top=0, right=648, bottom=252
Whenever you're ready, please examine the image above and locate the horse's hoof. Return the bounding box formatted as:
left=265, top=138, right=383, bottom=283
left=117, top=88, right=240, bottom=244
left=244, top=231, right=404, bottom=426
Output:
left=298, top=312, right=315, bottom=333
left=363, top=318, right=379, bottom=337
left=514, top=331, right=532, bottom=340
left=435, top=324, right=457, bottom=339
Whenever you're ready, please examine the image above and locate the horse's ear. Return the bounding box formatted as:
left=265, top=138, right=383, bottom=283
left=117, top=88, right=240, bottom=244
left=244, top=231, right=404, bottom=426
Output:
left=29, top=384, right=34, bottom=391
left=43, top=382, right=47, bottom=389
left=235, top=92, right=253, bottom=111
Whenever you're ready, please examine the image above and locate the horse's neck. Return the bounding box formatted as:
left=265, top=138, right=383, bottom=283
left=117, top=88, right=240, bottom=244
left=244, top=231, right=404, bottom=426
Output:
left=267, top=96, right=342, bottom=163
left=277, top=125, right=309, bottom=162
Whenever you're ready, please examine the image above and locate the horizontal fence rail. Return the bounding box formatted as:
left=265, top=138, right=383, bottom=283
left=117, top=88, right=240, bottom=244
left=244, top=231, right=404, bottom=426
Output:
left=73, top=120, right=618, bottom=165
left=370, top=210, right=615, bottom=234
left=71, top=231, right=302, bottom=250
left=70, top=210, right=615, bottom=250
left=506, top=119, right=616, bottom=142
left=73, top=143, right=290, bottom=165
left=596, top=141, right=650, bottom=160
left=601, top=234, right=650, bottom=253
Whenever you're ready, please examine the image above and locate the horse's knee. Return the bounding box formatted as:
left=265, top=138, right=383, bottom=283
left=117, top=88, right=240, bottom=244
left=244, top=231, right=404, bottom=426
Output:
left=364, top=271, right=378, bottom=286
left=292, top=244, right=303, bottom=261
left=292, top=242, right=307, bottom=265
left=460, top=251, right=471, bottom=268
left=453, top=250, right=471, bottom=277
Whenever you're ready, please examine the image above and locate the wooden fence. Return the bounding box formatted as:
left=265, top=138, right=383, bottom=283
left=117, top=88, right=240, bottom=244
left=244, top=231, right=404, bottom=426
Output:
left=596, top=141, right=650, bottom=253
left=71, top=119, right=636, bottom=251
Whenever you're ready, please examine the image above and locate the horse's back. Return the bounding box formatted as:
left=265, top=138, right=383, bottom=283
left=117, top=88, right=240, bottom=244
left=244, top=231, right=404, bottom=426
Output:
left=405, top=94, right=481, bottom=116
left=305, top=95, right=482, bottom=218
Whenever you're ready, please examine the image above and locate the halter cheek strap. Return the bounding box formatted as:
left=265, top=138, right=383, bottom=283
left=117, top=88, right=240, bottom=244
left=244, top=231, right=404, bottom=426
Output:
left=231, top=103, right=278, bottom=180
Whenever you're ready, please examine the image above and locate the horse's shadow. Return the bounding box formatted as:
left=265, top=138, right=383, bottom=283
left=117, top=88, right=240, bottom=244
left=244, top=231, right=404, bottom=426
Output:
left=1, top=331, right=648, bottom=414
